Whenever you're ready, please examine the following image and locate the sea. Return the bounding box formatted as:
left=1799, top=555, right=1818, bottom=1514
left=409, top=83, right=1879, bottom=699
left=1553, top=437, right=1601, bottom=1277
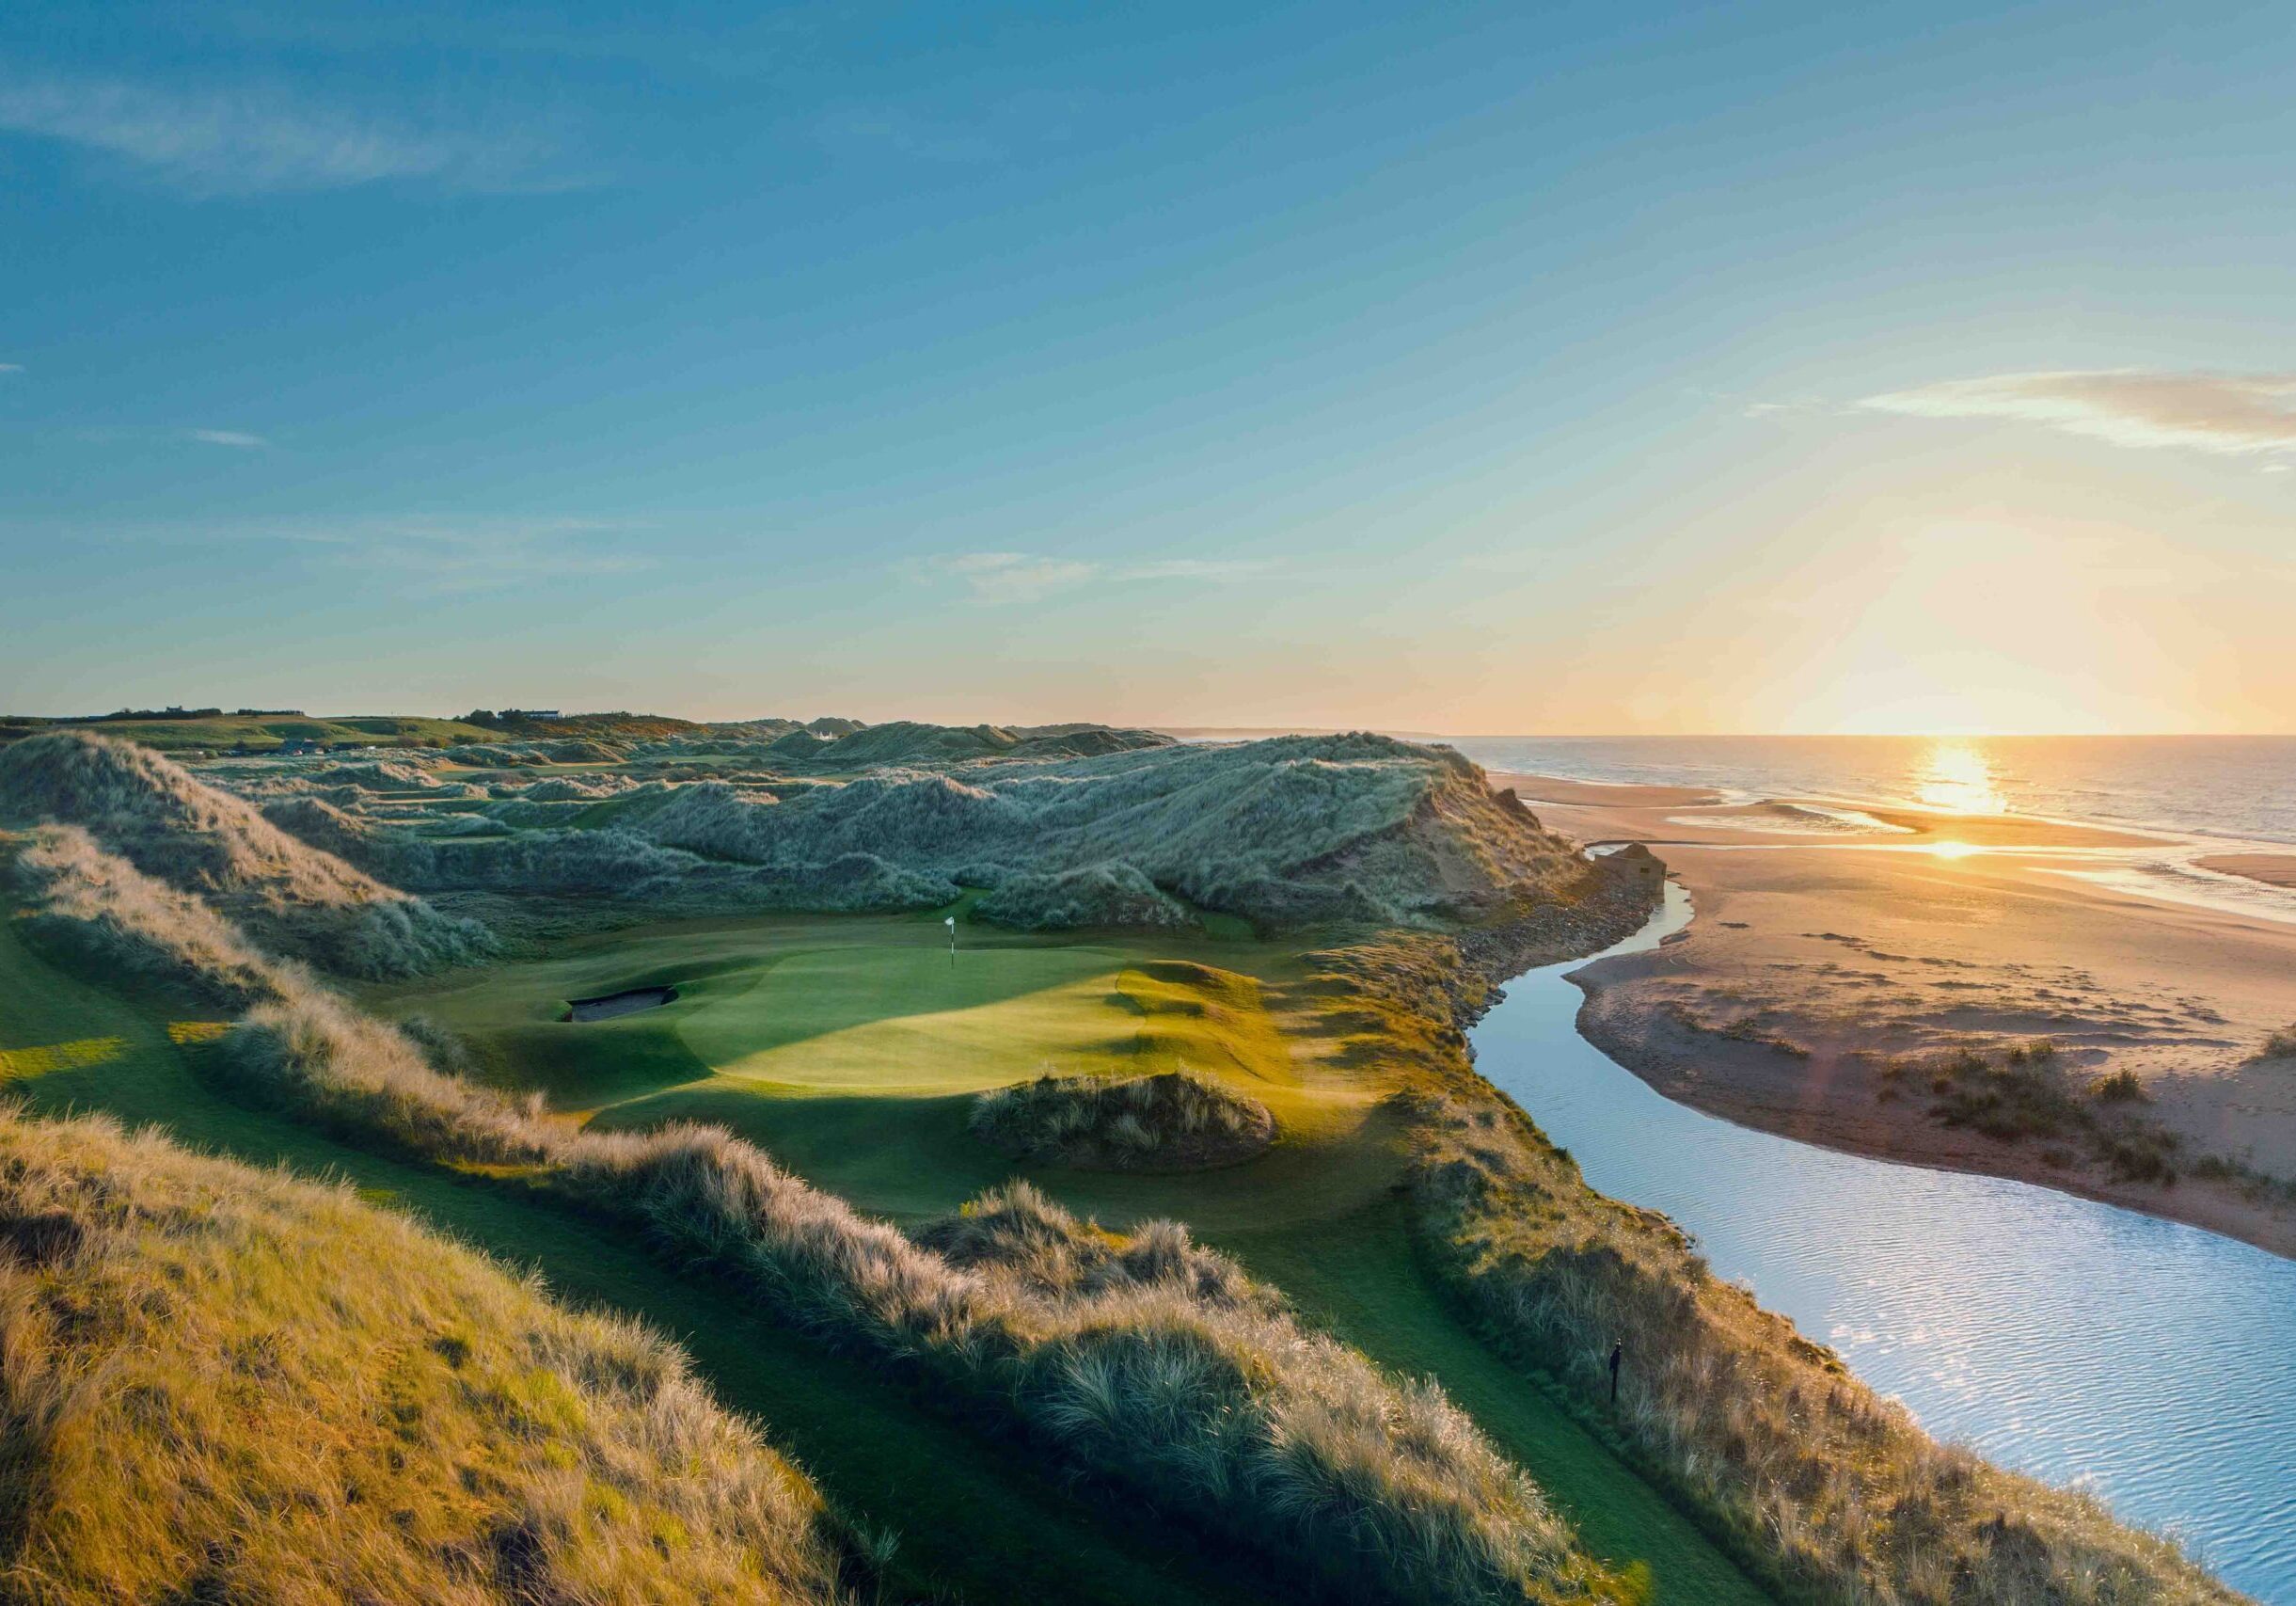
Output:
left=1443, top=735, right=2296, bottom=924
left=1443, top=735, right=2296, bottom=844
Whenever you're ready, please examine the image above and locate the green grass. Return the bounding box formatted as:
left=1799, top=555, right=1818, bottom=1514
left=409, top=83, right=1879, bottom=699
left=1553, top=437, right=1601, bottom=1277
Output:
left=1220, top=1199, right=1765, bottom=1606
left=0, top=903, right=1274, bottom=1606
left=356, top=907, right=1772, bottom=1602
left=4, top=713, right=501, bottom=753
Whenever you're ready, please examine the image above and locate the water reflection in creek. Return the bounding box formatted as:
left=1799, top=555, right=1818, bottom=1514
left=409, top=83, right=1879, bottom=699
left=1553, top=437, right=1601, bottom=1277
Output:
left=1471, top=884, right=2296, bottom=1598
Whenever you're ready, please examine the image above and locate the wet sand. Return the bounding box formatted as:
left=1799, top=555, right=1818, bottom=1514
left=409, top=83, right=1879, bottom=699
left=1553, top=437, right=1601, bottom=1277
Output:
left=2198, top=853, right=2296, bottom=890
left=1491, top=773, right=2296, bottom=1257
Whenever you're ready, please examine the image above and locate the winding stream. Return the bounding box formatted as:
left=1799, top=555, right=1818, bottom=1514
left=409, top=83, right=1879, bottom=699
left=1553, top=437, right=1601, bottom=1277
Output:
left=1472, top=884, right=2296, bottom=1599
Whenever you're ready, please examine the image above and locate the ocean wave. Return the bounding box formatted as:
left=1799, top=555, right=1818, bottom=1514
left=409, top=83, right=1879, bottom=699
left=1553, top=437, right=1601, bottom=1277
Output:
left=1664, top=801, right=1915, bottom=835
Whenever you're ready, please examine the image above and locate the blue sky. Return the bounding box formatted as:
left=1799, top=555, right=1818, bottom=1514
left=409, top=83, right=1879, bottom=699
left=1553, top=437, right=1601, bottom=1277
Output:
left=6, top=0, right=2295, bottom=731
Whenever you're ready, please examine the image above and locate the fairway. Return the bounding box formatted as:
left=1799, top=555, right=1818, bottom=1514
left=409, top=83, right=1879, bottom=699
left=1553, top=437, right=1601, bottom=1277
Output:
left=351, top=906, right=1775, bottom=1602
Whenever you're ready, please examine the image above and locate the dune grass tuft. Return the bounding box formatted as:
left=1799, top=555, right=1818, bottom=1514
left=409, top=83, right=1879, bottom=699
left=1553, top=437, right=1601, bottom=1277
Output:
left=971, top=1068, right=1276, bottom=1169
left=0, top=1107, right=865, bottom=1605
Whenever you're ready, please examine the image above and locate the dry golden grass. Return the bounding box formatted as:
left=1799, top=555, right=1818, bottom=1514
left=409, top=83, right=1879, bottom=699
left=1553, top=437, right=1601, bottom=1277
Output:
left=0, top=1107, right=864, bottom=1605
left=0, top=731, right=492, bottom=977
left=970, top=1068, right=1275, bottom=1169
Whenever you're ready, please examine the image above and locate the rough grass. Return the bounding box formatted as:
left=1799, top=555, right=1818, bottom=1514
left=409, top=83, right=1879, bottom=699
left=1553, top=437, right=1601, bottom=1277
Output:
left=0, top=1107, right=865, bottom=1605
left=31, top=833, right=1635, bottom=1605
left=1880, top=1042, right=2186, bottom=1186
left=7, top=828, right=559, bottom=1167
left=234, top=728, right=1612, bottom=932
left=1323, top=935, right=2241, bottom=1606
left=971, top=1069, right=1276, bottom=1170
left=0, top=731, right=494, bottom=977
left=547, top=1136, right=1630, bottom=1605
left=975, top=860, right=1199, bottom=930
left=622, top=733, right=1589, bottom=929
left=8, top=824, right=295, bottom=1008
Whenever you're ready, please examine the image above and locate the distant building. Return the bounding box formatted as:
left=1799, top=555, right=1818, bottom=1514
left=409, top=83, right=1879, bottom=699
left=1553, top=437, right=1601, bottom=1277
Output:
left=503, top=708, right=562, bottom=722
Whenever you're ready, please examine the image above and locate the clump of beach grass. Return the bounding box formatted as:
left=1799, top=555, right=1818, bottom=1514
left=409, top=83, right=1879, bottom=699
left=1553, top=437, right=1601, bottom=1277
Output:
left=1880, top=1042, right=2184, bottom=1185
left=971, top=1068, right=1275, bottom=1170
left=8, top=823, right=297, bottom=1007
left=0, top=1106, right=867, bottom=1606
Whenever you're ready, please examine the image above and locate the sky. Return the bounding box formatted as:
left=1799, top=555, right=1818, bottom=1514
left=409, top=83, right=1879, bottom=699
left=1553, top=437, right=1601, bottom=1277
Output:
left=5, top=1, right=2295, bottom=734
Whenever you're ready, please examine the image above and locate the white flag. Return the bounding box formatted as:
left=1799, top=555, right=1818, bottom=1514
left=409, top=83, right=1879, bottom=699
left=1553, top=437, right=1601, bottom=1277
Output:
left=944, top=915, right=956, bottom=928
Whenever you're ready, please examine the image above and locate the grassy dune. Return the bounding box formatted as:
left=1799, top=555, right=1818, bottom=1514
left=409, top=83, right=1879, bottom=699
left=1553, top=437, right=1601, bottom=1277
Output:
left=970, top=1068, right=1276, bottom=1169
left=0, top=732, right=492, bottom=977
left=0, top=1108, right=864, bottom=1605
left=221, top=725, right=1604, bottom=930
left=13, top=833, right=1648, bottom=1606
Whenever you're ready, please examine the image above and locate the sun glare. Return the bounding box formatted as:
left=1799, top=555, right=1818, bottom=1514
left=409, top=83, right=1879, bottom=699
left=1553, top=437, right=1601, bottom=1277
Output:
left=1912, top=742, right=2007, bottom=816
left=1923, top=839, right=1982, bottom=860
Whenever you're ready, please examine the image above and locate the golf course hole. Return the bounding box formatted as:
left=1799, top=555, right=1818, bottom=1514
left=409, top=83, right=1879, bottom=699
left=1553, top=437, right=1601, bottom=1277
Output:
left=567, top=985, right=680, bottom=1023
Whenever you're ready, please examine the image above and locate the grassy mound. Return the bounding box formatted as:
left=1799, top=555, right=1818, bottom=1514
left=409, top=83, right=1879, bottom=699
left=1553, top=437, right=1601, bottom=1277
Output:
left=624, top=733, right=1594, bottom=929
left=8, top=825, right=293, bottom=1007
left=975, top=860, right=1197, bottom=930
left=972, top=1070, right=1276, bottom=1170
left=1322, top=934, right=2241, bottom=1606
left=227, top=727, right=1610, bottom=933
left=0, top=732, right=493, bottom=978
left=0, top=1108, right=865, bottom=1605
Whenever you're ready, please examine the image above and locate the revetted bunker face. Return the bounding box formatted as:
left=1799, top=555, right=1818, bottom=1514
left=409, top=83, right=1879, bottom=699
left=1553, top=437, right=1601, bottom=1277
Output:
left=567, top=985, right=680, bottom=1022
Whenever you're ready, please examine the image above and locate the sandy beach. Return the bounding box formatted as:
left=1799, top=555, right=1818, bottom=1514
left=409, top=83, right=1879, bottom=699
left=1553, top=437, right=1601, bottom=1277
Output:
left=1492, top=771, right=2296, bottom=1258
left=2199, top=853, right=2296, bottom=890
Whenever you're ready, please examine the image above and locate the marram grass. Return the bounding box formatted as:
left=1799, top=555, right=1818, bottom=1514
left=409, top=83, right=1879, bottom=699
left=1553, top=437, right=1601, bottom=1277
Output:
left=0, top=1107, right=866, bottom=1605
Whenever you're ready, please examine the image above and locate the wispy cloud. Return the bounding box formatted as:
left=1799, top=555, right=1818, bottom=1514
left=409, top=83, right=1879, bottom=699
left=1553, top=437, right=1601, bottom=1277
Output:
left=186, top=428, right=267, bottom=448
left=1861, top=370, right=2296, bottom=458
left=0, top=363, right=23, bottom=374
left=923, top=551, right=1272, bottom=603
left=929, top=551, right=1100, bottom=603
left=0, top=68, right=581, bottom=197
left=285, top=517, right=656, bottom=595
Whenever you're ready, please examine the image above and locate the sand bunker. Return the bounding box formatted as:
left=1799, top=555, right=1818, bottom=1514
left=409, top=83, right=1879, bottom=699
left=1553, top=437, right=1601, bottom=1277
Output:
left=567, top=985, right=679, bottom=1022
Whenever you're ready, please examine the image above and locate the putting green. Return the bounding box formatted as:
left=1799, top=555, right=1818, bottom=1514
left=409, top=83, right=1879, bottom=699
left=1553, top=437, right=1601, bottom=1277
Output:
left=681, top=943, right=1136, bottom=1093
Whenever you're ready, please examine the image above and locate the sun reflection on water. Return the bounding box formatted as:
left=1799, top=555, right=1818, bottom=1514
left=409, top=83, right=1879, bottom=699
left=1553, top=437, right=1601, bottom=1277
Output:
left=1913, top=741, right=2007, bottom=815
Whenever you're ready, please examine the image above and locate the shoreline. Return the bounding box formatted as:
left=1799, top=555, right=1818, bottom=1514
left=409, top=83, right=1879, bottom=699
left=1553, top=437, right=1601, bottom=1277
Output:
left=1570, top=962, right=2296, bottom=1259
left=1489, top=771, right=2296, bottom=1262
